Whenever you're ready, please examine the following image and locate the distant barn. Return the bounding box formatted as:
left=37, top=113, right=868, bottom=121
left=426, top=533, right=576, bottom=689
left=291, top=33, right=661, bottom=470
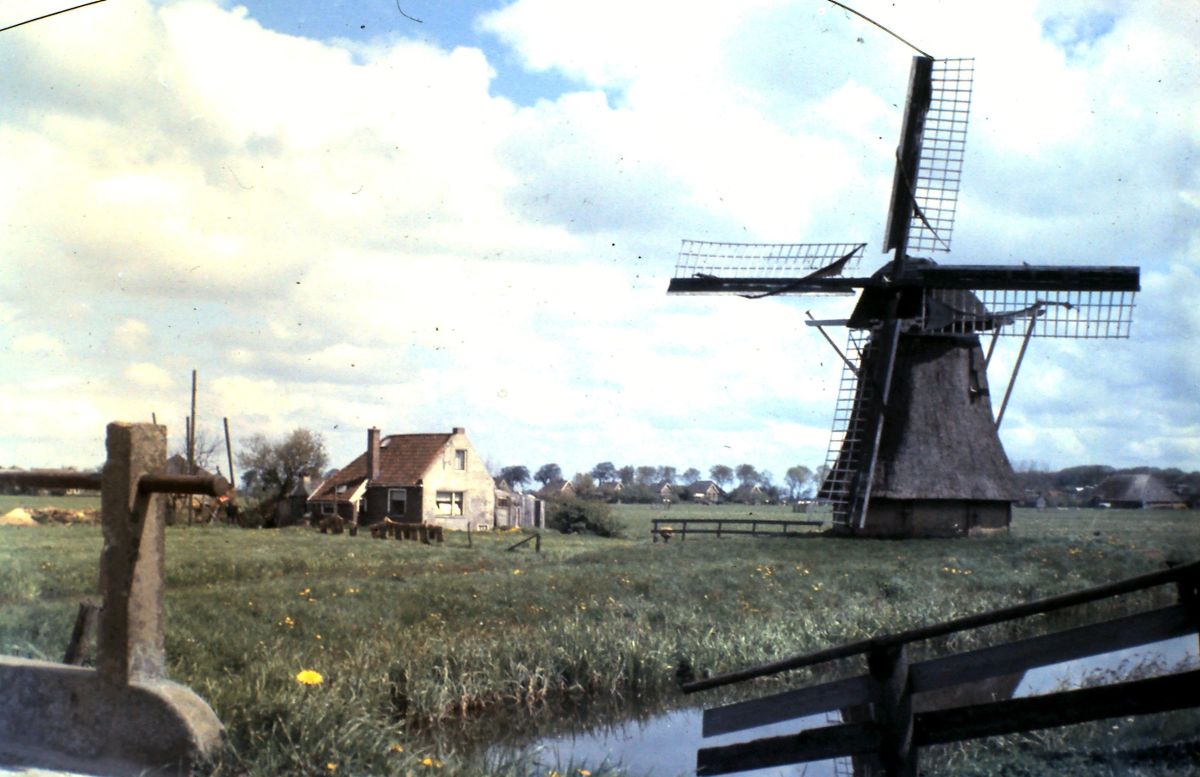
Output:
left=1092, top=474, right=1186, bottom=509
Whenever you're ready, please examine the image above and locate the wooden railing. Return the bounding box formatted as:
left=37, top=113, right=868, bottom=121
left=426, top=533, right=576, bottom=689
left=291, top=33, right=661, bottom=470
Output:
left=650, top=518, right=823, bottom=542
left=687, top=560, right=1200, bottom=776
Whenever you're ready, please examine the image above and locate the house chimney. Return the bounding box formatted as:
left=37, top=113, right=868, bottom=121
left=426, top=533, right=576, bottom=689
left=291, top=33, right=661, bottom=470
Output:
left=367, top=427, right=381, bottom=481
left=452, top=427, right=465, bottom=435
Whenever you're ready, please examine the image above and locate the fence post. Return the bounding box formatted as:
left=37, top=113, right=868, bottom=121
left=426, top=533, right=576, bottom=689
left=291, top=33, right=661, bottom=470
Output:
left=868, top=644, right=915, bottom=777
left=1178, top=565, right=1199, bottom=657
left=97, top=421, right=167, bottom=685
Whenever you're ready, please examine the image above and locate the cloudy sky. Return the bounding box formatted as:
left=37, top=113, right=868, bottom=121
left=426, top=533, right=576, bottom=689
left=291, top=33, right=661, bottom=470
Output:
left=1, top=0, right=1197, bottom=484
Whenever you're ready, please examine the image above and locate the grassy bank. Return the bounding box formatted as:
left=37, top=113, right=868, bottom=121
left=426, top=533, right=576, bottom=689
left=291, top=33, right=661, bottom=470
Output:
left=1, top=506, right=1197, bottom=775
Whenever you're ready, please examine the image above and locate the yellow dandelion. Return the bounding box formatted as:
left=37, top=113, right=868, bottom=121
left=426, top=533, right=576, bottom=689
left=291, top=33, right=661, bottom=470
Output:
left=295, top=669, right=324, bottom=685
left=326, top=763, right=337, bottom=772
left=513, top=569, right=522, bottom=575
left=578, top=771, right=592, bottom=776
left=389, top=743, right=404, bottom=753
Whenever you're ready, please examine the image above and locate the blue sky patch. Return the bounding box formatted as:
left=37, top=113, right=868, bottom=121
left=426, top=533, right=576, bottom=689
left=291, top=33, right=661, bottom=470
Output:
left=235, top=0, right=578, bottom=105
left=1042, top=11, right=1117, bottom=57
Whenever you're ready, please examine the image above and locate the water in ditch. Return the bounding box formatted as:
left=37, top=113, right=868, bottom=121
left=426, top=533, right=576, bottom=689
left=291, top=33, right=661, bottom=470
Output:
left=506, top=636, right=1198, bottom=776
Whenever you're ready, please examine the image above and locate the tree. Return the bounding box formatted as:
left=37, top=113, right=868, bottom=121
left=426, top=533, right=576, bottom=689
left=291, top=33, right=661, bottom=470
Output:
left=499, top=465, right=531, bottom=490
left=170, top=427, right=223, bottom=475
left=709, top=465, right=733, bottom=489
left=591, top=461, right=617, bottom=484
left=635, top=465, right=657, bottom=485
left=658, top=466, right=678, bottom=485
left=735, top=463, right=760, bottom=487
left=785, top=465, right=813, bottom=499
left=238, top=428, right=328, bottom=505
left=682, top=467, right=701, bottom=484
left=534, top=463, right=562, bottom=486
left=618, top=465, right=636, bottom=486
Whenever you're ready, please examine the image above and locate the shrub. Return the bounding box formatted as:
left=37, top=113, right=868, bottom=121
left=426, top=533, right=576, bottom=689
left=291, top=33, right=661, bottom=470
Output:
left=546, top=497, right=625, bottom=538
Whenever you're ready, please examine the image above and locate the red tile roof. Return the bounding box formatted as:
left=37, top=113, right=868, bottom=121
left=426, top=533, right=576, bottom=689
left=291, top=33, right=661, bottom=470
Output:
left=312, top=433, right=452, bottom=500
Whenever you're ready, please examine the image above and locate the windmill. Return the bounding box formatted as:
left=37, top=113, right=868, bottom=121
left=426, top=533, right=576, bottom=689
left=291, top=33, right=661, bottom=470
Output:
left=667, top=56, right=1139, bottom=537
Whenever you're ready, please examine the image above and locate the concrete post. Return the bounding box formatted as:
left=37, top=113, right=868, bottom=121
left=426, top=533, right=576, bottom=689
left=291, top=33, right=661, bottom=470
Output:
left=98, top=422, right=167, bottom=684
left=0, top=421, right=223, bottom=775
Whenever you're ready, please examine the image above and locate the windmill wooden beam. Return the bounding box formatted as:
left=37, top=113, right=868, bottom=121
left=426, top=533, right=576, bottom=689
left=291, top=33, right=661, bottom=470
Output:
left=667, top=266, right=1139, bottom=297
left=892, top=265, right=1140, bottom=291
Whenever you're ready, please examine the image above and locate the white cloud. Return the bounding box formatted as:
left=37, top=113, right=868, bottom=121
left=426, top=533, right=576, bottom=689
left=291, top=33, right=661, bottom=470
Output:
left=10, top=332, right=65, bottom=356
left=124, top=362, right=175, bottom=390
left=0, top=0, right=1195, bottom=480
left=112, top=319, right=151, bottom=350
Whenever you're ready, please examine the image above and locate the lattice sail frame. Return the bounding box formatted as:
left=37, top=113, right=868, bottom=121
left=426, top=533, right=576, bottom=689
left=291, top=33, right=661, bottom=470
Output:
left=674, top=240, right=866, bottom=279
left=907, top=58, right=973, bottom=254
left=914, top=288, right=1137, bottom=338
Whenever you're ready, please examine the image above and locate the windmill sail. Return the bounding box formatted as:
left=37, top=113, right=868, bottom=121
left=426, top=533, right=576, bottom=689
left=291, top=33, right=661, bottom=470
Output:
left=885, top=58, right=974, bottom=256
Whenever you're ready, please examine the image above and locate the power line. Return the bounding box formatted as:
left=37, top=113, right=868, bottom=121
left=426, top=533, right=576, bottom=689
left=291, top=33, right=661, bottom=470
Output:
left=825, top=0, right=931, bottom=58
left=0, top=0, right=107, bottom=34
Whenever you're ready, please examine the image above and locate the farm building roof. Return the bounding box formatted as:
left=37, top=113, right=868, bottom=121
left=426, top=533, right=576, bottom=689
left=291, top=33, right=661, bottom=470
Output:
left=311, top=433, right=452, bottom=500
left=1093, top=474, right=1182, bottom=507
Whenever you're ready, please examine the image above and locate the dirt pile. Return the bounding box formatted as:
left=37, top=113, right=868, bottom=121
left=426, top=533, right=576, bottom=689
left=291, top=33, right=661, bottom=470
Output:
left=33, top=508, right=100, bottom=525
left=0, top=508, right=36, bottom=526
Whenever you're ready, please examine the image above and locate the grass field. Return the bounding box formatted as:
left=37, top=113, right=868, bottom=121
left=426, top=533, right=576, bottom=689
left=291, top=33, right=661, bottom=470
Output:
left=1, top=503, right=1198, bottom=775
left=0, top=493, right=100, bottom=513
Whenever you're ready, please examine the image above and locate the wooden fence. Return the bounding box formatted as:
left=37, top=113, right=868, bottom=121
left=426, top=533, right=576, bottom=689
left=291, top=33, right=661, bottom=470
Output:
left=651, top=518, right=823, bottom=542
left=686, top=560, right=1200, bottom=776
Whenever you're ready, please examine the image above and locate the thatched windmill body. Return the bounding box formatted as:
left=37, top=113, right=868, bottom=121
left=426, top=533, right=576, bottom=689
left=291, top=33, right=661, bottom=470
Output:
left=668, top=56, right=1139, bottom=537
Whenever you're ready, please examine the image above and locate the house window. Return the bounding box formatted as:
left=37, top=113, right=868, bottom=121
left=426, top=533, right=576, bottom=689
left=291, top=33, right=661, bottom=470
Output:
left=454, top=449, right=466, bottom=470
left=436, top=491, right=464, bottom=516
left=388, top=488, right=407, bottom=516
left=321, top=502, right=334, bottom=515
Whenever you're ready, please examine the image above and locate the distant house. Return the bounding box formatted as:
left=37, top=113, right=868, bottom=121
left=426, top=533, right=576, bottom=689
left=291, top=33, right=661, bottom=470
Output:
left=729, top=482, right=768, bottom=505
left=1092, top=474, right=1186, bottom=509
left=599, top=481, right=625, bottom=503
left=655, top=481, right=678, bottom=503
left=535, top=478, right=576, bottom=500
left=685, top=480, right=723, bottom=504
left=311, top=427, right=496, bottom=531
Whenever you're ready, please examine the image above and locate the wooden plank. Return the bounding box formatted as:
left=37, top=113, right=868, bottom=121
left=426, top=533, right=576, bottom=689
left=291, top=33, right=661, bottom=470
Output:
left=915, top=668, right=1200, bottom=746
left=651, top=518, right=822, bottom=527
left=697, top=722, right=879, bottom=775
left=683, top=560, right=1200, bottom=693
left=910, top=604, right=1195, bottom=694
left=703, top=675, right=875, bottom=737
